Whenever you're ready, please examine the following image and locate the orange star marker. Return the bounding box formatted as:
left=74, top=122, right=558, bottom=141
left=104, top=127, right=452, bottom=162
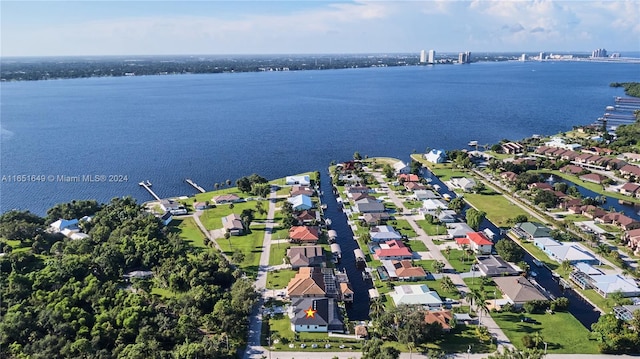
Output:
left=304, top=306, right=317, bottom=318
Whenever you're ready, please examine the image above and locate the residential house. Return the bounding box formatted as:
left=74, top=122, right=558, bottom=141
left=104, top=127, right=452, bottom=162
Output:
left=500, top=171, right=518, bottom=182
left=624, top=228, right=640, bottom=254
left=598, top=213, right=640, bottom=231
left=374, top=240, right=413, bottom=260
left=361, top=213, right=390, bottom=226
left=354, top=197, right=385, bottom=213
left=405, top=182, right=428, bottom=192
left=414, top=190, right=440, bottom=201
left=222, top=213, right=244, bottom=236
left=393, top=161, right=411, bottom=174
left=492, top=276, right=548, bottom=309
left=560, top=165, right=584, bottom=175
left=287, top=246, right=325, bottom=269
left=370, top=225, right=403, bottom=242
left=580, top=173, right=607, bottom=184
left=455, top=232, right=493, bottom=254
left=575, top=153, right=595, bottom=164
left=160, top=212, right=173, bottom=226
left=286, top=175, right=311, bottom=186
left=533, top=237, right=598, bottom=265
left=614, top=305, right=640, bottom=321
left=447, top=223, right=474, bottom=239
left=544, top=138, right=582, bottom=151
left=437, top=210, right=459, bottom=223
left=287, top=267, right=326, bottom=298
left=49, top=218, right=79, bottom=233
left=290, top=186, right=315, bottom=197
left=623, top=153, right=640, bottom=163
left=193, top=202, right=209, bottom=210
left=212, top=194, right=241, bottom=205
left=512, top=222, right=552, bottom=240
left=476, top=255, right=520, bottom=277
left=382, top=260, right=428, bottom=281
left=290, top=297, right=344, bottom=333
left=160, top=199, right=188, bottom=215
left=620, top=182, right=640, bottom=197
left=288, top=194, right=313, bottom=211
left=501, top=142, right=524, bottom=154
left=424, top=310, right=454, bottom=331
left=528, top=182, right=553, bottom=191
left=346, top=186, right=372, bottom=196
left=606, top=159, right=628, bottom=171
left=390, top=284, right=443, bottom=308
left=424, top=149, right=447, bottom=163
left=295, top=210, right=318, bottom=225
left=350, top=192, right=375, bottom=202
left=398, top=173, right=420, bottom=183
left=422, top=199, right=449, bottom=214
left=570, top=264, right=640, bottom=298
left=451, top=177, right=477, bottom=192
left=289, top=226, right=320, bottom=244
left=620, top=165, right=640, bottom=179
left=339, top=282, right=354, bottom=303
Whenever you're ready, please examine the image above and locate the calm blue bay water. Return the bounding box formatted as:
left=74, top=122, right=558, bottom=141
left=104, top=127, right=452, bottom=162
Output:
left=1, top=61, right=639, bottom=215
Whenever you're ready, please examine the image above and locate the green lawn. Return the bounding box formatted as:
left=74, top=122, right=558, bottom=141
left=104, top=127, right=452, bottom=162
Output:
left=431, top=168, right=471, bottom=181
left=463, top=192, right=530, bottom=228
left=215, top=228, right=266, bottom=277
left=415, top=219, right=447, bottom=236
left=151, top=287, right=176, bottom=299
left=199, top=201, right=264, bottom=230
left=562, top=214, right=589, bottom=223
left=170, top=217, right=208, bottom=249
left=390, top=219, right=417, bottom=238
left=265, top=314, right=362, bottom=351
left=406, top=239, right=428, bottom=252
left=269, top=242, right=290, bottom=266
left=442, top=249, right=474, bottom=273
left=266, top=269, right=297, bottom=289
left=490, top=311, right=600, bottom=354
left=516, top=239, right=560, bottom=272
left=463, top=277, right=499, bottom=302
left=403, top=199, right=424, bottom=210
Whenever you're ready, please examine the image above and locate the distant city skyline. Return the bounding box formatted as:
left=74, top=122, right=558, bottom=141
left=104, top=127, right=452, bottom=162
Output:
left=1, top=1, right=639, bottom=57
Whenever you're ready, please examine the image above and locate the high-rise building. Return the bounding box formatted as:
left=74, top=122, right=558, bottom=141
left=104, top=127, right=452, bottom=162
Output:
left=428, top=50, right=436, bottom=64
left=458, top=52, right=466, bottom=64
left=591, top=48, right=607, bottom=58
left=539, top=52, right=545, bottom=61
left=520, top=53, right=526, bottom=62
left=420, top=50, right=427, bottom=63
left=465, top=51, right=471, bottom=63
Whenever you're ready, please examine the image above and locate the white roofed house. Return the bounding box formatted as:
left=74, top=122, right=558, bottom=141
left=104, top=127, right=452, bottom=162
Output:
left=451, top=177, right=477, bottom=192
left=413, top=190, right=440, bottom=201
left=424, top=149, right=446, bottom=164
left=288, top=194, right=313, bottom=211
left=369, top=225, right=403, bottom=242
left=422, top=199, right=449, bottom=215
left=160, top=199, right=187, bottom=215
left=390, top=284, right=443, bottom=308
left=286, top=175, right=311, bottom=186
left=50, top=218, right=79, bottom=233
left=393, top=161, right=411, bottom=174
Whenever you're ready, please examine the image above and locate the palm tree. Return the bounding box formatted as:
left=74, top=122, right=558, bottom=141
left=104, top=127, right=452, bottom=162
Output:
left=369, top=297, right=385, bottom=320
left=226, top=179, right=232, bottom=187
left=445, top=246, right=451, bottom=260
left=407, top=342, right=415, bottom=359
left=532, top=332, right=544, bottom=349
left=440, top=276, right=456, bottom=294
left=461, top=244, right=469, bottom=263
left=560, top=259, right=572, bottom=273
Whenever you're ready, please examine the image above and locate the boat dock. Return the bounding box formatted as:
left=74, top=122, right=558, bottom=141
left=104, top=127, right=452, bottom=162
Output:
left=185, top=178, right=206, bottom=193
left=138, top=180, right=160, bottom=200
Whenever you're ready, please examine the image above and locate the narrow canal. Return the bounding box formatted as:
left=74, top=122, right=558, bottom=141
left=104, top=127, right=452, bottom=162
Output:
left=321, top=171, right=372, bottom=321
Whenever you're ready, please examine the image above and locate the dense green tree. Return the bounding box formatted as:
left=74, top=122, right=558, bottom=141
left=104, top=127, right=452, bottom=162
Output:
left=361, top=337, right=400, bottom=359
left=465, top=208, right=486, bottom=231
left=495, top=239, right=524, bottom=262
left=448, top=197, right=465, bottom=214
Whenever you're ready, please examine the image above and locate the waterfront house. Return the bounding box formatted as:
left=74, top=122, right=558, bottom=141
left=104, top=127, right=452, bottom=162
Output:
left=512, top=222, right=552, bottom=240
left=424, top=149, right=447, bottom=163
left=624, top=228, right=640, bottom=254
left=361, top=212, right=390, bottom=226
left=570, top=264, right=640, bottom=298
left=533, top=237, right=598, bottom=265
left=422, top=198, right=449, bottom=214
left=501, top=142, right=524, bottom=154
left=544, top=138, right=582, bottom=151
left=49, top=218, right=79, bottom=233
left=288, top=194, right=313, bottom=211
left=286, top=175, right=311, bottom=186
left=398, top=173, right=420, bottom=183
left=290, top=185, right=315, bottom=197
left=620, top=164, right=640, bottom=179
left=394, top=161, right=411, bottom=174
left=290, top=297, right=343, bottom=333
left=339, top=282, right=354, bottom=303
left=528, top=182, right=553, bottom=191
left=160, top=211, right=173, bottom=226
left=620, top=182, right=640, bottom=197
left=287, top=246, right=325, bottom=269
left=374, top=240, right=413, bottom=260
left=222, top=213, right=244, bottom=236
left=212, top=194, right=241, bottom=205
left=614, top=305, right=640, bottom=321
left=451, top=177, right=477, bottom=192
left=492, top=276, right=547, bottom=309
left=476, top=255, right=520, bottom=277
left=414, top=190, right=440, bottom=201
left=447, top=223, right=474, bottom=239
left=346, top=185, right=372, bottom=196
left=193, top=201, right=209, bottom=210
left=580, top=173, right=607, bottom=184
left=287, top=267, right=326, bottom=298
left=289, top=226, right=320, bottom=244
left=424, top=310, right=454, bottom=332
left=560, top=165, right=585, bottom=175
left=437, top=209, right=459, bottom=223
left=354, top=197, right=385, bottom=213
left=295, top=210, right=318, bottom=225
left=405, top=182, right=428, bottom=191
left=390, top=284, right=443, bottom=308
left=598, top=213, right=640, bottom=231
left=160, top=199, right=188, bottom=215
left=350, top=192, right=375, bottom=202
left=455, top=232, right=493, bottom=254
left=370, top=225, right=403, bottom=242
left=381, top=260, right=428, bottom=281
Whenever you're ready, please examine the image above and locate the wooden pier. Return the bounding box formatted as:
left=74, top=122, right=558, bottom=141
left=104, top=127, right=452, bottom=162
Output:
left=185, top=178, right=206, bottom=193
left=138, top=180, right=161, bottom=200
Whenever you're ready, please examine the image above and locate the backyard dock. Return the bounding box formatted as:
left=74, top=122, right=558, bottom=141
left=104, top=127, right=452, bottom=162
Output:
left=185, top=178, right=206, bottom=193
left=138, top=180, right=161, bottom=200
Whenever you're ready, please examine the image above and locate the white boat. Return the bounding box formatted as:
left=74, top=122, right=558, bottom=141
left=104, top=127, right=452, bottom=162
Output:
left=468, top=140, right=478, bottom=146
left=443, top=193, right=452, bottom=201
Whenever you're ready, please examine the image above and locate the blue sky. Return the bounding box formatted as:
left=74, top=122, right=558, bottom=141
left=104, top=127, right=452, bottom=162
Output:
left=2, top=1, right=639, bottom=56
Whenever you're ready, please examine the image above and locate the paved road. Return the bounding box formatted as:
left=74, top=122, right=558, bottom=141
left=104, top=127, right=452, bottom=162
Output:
left=244, top=189, right=279, bottom=359
left=259, top=351, right=634, bottom=359
left=371, top=171, right=513, bottom=350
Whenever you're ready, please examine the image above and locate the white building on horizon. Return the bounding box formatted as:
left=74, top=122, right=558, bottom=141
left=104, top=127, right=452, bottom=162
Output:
left=428, top=50, right=436, bottom=64
left=420, top=50, right=427, bottom=63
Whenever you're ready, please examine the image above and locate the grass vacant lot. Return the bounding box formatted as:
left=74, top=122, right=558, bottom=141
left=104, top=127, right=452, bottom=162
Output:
left=199, top=201, right=263, bottom=230
left=442, top=249, right=474, bottom=273
left=431, top=168, right=471, bottom=181
left=406, top=239, right=428, bottom=252
left=415, top=219, right=447, bottom=236
left=269, top=242, right=290, bottom=266
left=491, top=311, right=599, bottom=354
left=463, top=192, right=529, bottom=228
left=266, top=269, right=297, bottom=289
left=170, top=217, right=208, bottom=249
left=390, top=219, right=417, bottom=238
left=215, top=228, right=266, bottom=277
